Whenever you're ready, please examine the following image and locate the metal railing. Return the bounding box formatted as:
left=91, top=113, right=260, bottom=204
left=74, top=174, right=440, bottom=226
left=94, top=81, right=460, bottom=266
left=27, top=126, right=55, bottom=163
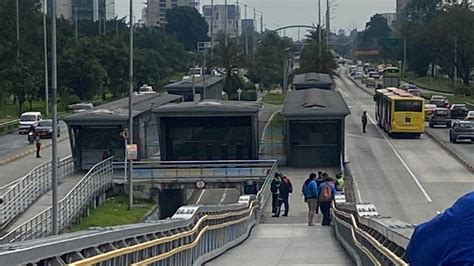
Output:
left=0, top=156, right=75, bottom=228
left=0, top=157, right=113, bottom=244
left=0, top=160, right=277, bottom=265
left=0, top=119, right=19, bottom=135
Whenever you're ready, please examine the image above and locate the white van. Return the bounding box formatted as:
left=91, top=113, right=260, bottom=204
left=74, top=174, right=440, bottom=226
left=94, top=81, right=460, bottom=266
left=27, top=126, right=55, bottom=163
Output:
left=19, top=111, right=42, bottom=134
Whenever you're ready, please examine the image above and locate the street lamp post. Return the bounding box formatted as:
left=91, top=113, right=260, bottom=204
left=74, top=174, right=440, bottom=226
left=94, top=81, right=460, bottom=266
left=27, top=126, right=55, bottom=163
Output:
left=282, top=47, right=291, bottom=97
left=51, top=0, right=59, bottom=235
left=128, top=0, right=134, bottom=210
left=16, top=0, right=20, bottom=58
left=224, top=0, right=228, bottom=46
left=43, top=0, right=49, bottom=117
left=188, top=52, right=197, bottom=102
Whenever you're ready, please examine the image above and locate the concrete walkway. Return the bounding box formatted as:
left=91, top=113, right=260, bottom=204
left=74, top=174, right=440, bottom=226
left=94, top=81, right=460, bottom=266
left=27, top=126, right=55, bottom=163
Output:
left=3, top=173, right=85, bottom=233
left=205, top=168, right=352, bottom=266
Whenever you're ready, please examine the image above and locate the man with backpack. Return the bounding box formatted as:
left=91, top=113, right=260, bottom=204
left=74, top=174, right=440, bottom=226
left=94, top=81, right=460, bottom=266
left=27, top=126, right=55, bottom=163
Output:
left=274, top=175, right=293, bottom=217
left=302, top=173, right=318, bottom=226
left=318, top=176, right=336, bottom=226
left=270, top=172, right=281, bottom=215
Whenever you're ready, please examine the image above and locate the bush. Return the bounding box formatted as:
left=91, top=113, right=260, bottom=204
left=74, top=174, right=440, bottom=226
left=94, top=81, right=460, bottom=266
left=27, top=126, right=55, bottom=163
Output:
left=228, top=89, right=257, bottom=101
left=454, top=85, right=473, bottom=96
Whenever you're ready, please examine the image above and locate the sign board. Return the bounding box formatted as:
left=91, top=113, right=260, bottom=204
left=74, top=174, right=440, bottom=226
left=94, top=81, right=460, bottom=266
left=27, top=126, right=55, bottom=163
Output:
left=378, top=38, right=402, bottom=47
left=355, top=203, right=379, bottom=217
left=126, top=144, right=138, bottom=160
left=196, top=180, right=206, bottom=189
left=238, top=195, right=253, bottom=206
left=172, top=206, right=200, bottom=219
left=352, top=50, right=380, bottom=57
left=335, top=192, right=347, bottom=204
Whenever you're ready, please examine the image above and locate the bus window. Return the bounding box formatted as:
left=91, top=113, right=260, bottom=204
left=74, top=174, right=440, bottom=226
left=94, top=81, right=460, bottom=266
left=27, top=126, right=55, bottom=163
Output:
left=395, top=100, right=423, bottom=112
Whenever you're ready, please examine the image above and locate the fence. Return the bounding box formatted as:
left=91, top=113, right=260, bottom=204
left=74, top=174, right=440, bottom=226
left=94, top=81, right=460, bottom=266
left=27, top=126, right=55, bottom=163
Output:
left=259, top=112, right=287, bottom=164
left=0, top=157, right=113, bottom=244
left=0, top=119, right=19, bottom=135
left=0, top=156, right=76, bottom=228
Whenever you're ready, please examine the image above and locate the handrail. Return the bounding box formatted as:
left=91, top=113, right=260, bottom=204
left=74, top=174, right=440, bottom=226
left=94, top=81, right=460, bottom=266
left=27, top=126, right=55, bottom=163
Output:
left=0, top=119, right=19, bottom=135
left=0, top=157, right=113, bottom=243
left=0, top=156, right=75, bottom=228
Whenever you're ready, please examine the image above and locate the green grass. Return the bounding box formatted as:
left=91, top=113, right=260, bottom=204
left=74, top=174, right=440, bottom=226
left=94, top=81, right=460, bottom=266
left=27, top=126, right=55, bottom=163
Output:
left=422, top=92, right=474, bottom=106
left=405, top=76, right=456, bottom=94
left=68, top=195, right=155, bottom=232
left=262, top=94, right=285, bottom=105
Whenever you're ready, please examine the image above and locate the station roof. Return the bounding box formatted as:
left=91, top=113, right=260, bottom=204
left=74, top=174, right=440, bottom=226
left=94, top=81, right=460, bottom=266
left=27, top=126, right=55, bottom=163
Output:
left=282, top=89, right=350, bottom=118
left=154, top=100, right=262, bottom=117
left=63, top=93, right=181, bottom=124
left=164, top=76, right=224, bottom=91
left=292, top=72, right=334, bottom=87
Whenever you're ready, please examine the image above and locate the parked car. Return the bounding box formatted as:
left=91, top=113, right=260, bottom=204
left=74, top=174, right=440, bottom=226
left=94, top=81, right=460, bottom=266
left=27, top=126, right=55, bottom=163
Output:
left=450, top=104, right=469, bottom=119
left=68, top=102, right=93, bottom=113
left=429, top=108, right=451, bottom=128
left=449, top=120, right=474, bottom=143
left=408, top=88, right=422, bottom=97
left=430, top=95, right=449, bottom=108
left=35, top=119, right=60, bottom=139
left=465, top=111, right=474, bottom=121
left=424, top=104, right=437, bottom=121
left=18, top=112, right=42, bottom=134
left=138, top=84, right=155, bottom=94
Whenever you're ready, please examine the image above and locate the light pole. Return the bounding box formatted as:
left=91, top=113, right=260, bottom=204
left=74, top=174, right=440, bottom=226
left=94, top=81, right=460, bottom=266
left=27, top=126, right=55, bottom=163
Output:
left=51, top=0, right=59, bottom=235
left=224, top=0, right=228, bottom=46
left=43, top=0, right=49, bottom=116
left=188, top=52, right=197, bottom=102
left=128, top=0, right=134, bottom=210
left=210, top=0, right=214, bottom=57
left=16, top=0, right=20, bottom=58
left=326, top=0, right=330, bottom=51
left=318, top=0, right=321, bottom=57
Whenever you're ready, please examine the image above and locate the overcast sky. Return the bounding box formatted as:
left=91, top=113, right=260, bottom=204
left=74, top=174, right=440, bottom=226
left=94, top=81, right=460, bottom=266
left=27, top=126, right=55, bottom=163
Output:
left=116, top=0, right=395, bottom=38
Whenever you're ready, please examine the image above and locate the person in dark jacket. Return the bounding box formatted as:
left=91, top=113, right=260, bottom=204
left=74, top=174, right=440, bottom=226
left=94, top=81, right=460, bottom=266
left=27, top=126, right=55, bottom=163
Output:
left=315, top=172, right=325, bottom=214
left=361, top=111, right=368, bottom=133
left=270, top=172, right=281, bottom=215
left=274, top=175, right=293, bottom=217
left=318, top=177, right=336, bottom=226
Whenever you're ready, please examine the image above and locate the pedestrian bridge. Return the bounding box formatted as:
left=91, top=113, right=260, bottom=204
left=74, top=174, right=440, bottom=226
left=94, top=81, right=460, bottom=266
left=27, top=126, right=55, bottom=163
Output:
left=0, top=160, right=413, bottom=265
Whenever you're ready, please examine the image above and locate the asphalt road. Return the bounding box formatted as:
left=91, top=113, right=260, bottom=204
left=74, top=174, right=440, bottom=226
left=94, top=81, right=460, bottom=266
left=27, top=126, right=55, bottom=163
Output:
left=0, top=121, right=68, bottom=160
left=337, top=68, right=474, bottom=224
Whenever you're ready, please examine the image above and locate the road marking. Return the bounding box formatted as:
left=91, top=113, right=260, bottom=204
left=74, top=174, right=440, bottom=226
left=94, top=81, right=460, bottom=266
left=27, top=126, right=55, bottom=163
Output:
left=353, top=174, right=363, bottom=203
left=366, top=114, right=433, bottom=202
left=219, top=188, right=229, bottom=204
left=196, top=189, right=206, bottom=204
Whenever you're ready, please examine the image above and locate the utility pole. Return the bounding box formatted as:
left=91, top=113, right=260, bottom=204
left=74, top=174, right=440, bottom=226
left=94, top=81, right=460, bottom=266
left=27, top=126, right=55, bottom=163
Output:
left=244, top=4, right=248, bottom=56
left=318, top=0, right=321, bottom=57
left=51, top=0, right=59, bottom=236
left=210, top=0, right=214, bottom=57
left=224, top=0, right=228, bottom=46
left=203, top=56, right=207, bottom=99
left=116, top=15, right=119, bottom=38
left=253, top=7, right=256, bottom=57
left=16, top=0, right=20, bottom=58
left=403, top=39, right=407, bottom=78
left=192, top=55, right=196, bottom=102
left=326, top=0, right=330, bottom=51
left=75, top=8, right=78, bottom=41
left=236, top=0, right=239, bottom=47
left=128, top=0, right=134, bottom=210
left=43, top=0, right=49, bottom=117
left=454, top=37, right=457, bottom=86
left=260, top=12, right=263, bottom=34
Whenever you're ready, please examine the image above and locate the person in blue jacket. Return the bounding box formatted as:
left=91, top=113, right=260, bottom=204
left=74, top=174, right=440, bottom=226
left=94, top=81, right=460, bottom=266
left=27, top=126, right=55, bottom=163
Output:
left=302, top=173, right=318, bottom=226
left=407, top=192, right=474, bottom=266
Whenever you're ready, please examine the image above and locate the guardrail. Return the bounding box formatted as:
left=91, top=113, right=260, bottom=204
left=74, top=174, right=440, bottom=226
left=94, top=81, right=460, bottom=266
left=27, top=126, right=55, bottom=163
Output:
left=0, top=160, right=277, bottom=265
left=0, top=157, right=113, bottom=244
left=0, top=156, right=76, bottom=229
left=0, top=119, right=19, bottom=135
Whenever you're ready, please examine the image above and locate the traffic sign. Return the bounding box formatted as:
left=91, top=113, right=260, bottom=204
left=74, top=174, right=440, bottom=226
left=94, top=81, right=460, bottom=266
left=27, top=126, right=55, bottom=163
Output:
left=378, top=38, right=402, bottom=48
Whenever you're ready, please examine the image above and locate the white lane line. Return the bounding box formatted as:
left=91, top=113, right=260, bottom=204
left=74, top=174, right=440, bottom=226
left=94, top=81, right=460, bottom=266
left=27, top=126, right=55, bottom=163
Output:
left=219, top=188, right=229, bottom=205
left=353, top=175, right=363, bottom=203
left=196, top=189, right=206, bottom=204
left=366, top=114, right=433, bottom=202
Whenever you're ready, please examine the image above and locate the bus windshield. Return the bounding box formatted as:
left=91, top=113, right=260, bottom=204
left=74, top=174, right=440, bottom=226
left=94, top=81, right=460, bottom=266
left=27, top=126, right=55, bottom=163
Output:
left=394, top=100, right=423, bottom=112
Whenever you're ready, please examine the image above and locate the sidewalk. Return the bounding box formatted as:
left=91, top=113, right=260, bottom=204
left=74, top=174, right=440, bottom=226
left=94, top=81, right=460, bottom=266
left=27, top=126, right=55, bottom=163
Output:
left=206, top=168, right=352, bottom=266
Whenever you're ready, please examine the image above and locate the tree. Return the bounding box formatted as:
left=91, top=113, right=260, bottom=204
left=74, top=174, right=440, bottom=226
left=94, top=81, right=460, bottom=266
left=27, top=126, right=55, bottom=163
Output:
left=165, top=7, right=209, bottom=51
left=299, top=41, right=337, bottom=75
left=211, top=40, right=243, bottom=95
left=358, top=14, right=392, bottom=50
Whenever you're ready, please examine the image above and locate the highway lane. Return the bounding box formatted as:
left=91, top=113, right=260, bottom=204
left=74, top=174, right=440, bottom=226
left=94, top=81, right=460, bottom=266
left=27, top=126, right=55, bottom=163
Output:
left=336, top=69, right=474, bottom=224
left=425, top=126, right=473, bottom=166
left=0, top=121, right=68, bottom=160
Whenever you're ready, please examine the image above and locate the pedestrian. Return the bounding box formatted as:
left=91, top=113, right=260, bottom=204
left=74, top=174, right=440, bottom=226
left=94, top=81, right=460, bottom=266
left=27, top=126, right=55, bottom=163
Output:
left=270, top=172, right=281, bottom=215
left=35, top=134, right=42, bottom=158
left=302, top=173, right=318, bottom=226
left=335, top=172, right=345, bottom=192
left=318, top=176, right=336, bottom=226
left=361, top=111, right=368, bottom=133
left=315, top=172, right=325, bottom=214
left=274, top=175, right=293, bottom=217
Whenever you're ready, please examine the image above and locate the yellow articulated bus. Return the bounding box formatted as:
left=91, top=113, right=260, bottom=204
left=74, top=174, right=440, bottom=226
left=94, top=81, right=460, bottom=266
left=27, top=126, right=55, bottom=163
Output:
left=374, top=87, right=425, bottom=138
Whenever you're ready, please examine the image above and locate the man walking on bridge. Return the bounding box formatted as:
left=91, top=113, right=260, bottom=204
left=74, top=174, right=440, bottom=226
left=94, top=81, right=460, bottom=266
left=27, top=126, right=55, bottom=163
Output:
left=302, top=173, right=318, bottom=226
left=318, top=177, right=336, bottom=226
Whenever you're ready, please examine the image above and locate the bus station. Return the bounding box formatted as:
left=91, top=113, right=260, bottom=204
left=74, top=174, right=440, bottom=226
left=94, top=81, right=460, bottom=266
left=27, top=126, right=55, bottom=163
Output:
left=164, top=76, right=224, bottom=102
left=292, top=72, right=335, bottom=90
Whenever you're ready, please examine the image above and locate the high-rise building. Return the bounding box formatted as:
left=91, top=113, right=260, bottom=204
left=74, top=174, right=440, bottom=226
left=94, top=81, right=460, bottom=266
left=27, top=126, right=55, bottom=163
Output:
left=47, top=0, right=114, bottom=21
left=202, top=4, right=240, bottom=39
left=146, top=0, right=195, bottom=27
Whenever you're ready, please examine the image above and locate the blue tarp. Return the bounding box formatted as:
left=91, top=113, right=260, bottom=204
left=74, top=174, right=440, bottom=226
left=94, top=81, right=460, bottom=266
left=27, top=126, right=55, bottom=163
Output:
left=407, top=192, right=474, bottom=266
